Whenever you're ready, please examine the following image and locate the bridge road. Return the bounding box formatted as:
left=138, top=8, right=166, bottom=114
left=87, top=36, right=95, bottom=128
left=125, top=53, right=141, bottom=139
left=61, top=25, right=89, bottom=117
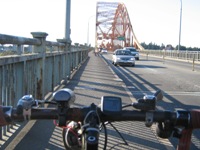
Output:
left=3, top=51, right=172, bottom=150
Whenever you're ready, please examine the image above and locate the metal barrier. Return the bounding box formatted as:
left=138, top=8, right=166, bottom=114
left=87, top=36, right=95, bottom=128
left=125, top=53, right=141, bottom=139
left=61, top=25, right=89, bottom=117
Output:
left=140, top=50, right=200, bottom=62
left=0, top=32, right=89, bottom=141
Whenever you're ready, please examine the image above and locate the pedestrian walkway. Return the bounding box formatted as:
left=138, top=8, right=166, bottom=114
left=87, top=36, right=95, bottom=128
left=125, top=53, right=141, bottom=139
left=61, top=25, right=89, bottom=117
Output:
left=3, top=51, right=173, bottom=150
left=65, top=51, right=173, bottom=150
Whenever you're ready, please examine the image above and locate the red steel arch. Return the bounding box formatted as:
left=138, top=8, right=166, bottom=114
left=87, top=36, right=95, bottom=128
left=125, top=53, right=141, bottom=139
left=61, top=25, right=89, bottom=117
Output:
left=96, top=2, right=143, bottom=51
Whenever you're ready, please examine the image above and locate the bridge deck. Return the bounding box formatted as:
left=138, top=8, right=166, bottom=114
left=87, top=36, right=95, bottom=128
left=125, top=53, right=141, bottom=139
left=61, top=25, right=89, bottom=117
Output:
left=1, top=51, right=174, bottom=150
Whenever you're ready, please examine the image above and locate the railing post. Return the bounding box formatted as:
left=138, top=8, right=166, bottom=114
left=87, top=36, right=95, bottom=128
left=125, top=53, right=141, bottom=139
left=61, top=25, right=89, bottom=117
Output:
left=75, top=43, right=81, bottom=63
left=17, top=45, right=23, bottom=55
left=31, top=32, right=48, bottom=99
left=57, top=39, right=72, bottom=80
left=31, top=32, right=48, bottom=54
left=192, top=56, right=195, bottom=71
left=177, top=50, right=180, bottom=59
left=186, top=50, right=188, bottom=60
left=163, top=49, right=166, bottom=64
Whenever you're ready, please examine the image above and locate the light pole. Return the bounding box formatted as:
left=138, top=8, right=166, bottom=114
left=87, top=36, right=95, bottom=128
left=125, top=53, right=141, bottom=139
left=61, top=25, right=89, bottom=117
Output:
left=178, top=0, right=182, bottom=51
left=65, top=0, right=71, bottom=41
left=87, top=15, right=95, bottom=46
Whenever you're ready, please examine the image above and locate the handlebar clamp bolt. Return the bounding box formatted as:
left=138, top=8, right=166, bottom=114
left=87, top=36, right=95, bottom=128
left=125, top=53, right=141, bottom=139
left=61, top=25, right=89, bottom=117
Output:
left=145, top=112, right=153, bottom=127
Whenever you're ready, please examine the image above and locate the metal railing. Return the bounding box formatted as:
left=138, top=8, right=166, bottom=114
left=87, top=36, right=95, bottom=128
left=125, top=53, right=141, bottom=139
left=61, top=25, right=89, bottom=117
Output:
left=140, top=50, right=200, bottom=62
left=0, top=32, right=90, bottom=142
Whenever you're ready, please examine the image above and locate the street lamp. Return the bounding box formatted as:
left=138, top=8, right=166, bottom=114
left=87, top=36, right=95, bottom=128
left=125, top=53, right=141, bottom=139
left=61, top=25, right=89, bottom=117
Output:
left=178, top=0, right=182, bottom=51
left=87, top=15, right=95, bottom=46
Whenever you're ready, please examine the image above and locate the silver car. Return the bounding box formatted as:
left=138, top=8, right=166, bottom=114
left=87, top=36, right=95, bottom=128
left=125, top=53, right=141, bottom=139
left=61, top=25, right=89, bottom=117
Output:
left=112, top=49, right=135, bottom=66
left=101, top=48, right=108, bottom=54
left=123, top=47, right=139, bottom=60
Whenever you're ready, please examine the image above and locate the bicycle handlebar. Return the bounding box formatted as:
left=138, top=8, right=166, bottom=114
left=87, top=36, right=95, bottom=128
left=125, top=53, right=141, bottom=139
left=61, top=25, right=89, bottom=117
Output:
left=0, top=88, right=200, bottom=150
left=0, top=105, right=200, bottom=129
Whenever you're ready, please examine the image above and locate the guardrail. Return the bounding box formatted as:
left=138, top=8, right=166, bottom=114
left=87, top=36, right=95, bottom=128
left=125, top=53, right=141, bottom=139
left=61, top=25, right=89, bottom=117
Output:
left=0, top=32, right=90, bottom=142
left=140, top=49, right=200, bottom=62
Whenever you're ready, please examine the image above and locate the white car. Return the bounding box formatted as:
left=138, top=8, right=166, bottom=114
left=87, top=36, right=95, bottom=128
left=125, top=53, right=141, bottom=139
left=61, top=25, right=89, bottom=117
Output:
left=101, top=49, right=108, bottom=54
left=112, top=49, right=135, bottom=66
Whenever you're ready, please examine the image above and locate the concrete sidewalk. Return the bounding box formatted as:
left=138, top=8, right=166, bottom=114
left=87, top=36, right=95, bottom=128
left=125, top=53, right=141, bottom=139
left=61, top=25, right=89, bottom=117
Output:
left=3, top=51, right=173, bottom=150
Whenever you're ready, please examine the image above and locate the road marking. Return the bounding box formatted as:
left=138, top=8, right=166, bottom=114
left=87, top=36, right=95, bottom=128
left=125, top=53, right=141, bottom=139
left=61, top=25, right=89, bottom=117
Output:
left=164, top=91, right=200, bottom=96
left=124, top=90, right=200, bottom=97
left=144, top=66, right=157, bottom=72
left=4, top=121, right=36, bottom=150
left=194, top=84, right=200, bottom=89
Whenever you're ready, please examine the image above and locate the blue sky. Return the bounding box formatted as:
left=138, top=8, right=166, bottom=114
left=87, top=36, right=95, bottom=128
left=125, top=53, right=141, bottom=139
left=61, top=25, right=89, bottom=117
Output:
left=0, top=0, right=200, bottom=48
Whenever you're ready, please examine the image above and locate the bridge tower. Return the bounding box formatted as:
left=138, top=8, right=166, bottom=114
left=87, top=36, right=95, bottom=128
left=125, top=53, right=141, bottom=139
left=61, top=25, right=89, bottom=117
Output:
left=96, top=2, right=143, bottom=51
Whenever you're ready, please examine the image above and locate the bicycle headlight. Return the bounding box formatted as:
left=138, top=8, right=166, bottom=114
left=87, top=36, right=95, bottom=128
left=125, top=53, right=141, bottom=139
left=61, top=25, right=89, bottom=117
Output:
left=53, top=88, right=75, bottom=107
left=53, top=88, right=75, bottom=126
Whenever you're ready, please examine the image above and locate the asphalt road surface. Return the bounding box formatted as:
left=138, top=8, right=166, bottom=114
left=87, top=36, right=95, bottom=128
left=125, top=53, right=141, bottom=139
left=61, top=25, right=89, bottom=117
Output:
left=103, top=53, right=200, bottom=149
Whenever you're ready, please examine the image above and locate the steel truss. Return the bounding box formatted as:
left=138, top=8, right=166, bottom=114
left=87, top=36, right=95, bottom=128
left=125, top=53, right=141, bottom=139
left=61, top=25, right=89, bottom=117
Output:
left=96, top=2, right=143, bottom=51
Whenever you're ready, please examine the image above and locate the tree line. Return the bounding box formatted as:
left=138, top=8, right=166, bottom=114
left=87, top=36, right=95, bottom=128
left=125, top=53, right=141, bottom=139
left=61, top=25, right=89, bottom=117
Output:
left=140, top=42, right=200, bottom=51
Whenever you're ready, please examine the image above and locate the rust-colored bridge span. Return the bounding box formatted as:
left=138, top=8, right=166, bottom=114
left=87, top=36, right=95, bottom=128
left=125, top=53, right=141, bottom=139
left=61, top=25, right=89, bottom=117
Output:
left=96, top=2, right=143, bottom=51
